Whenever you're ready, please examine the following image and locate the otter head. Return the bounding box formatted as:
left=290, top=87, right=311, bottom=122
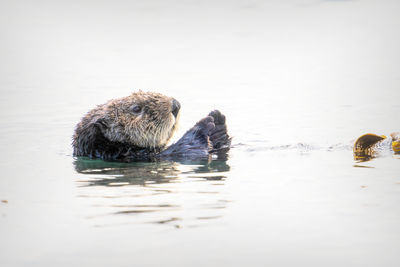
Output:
left=102, top=91, right=181, bottom=148
left=74, top=91, right=181, bottom=157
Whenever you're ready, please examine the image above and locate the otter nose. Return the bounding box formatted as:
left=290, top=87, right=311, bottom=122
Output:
left=171, top=99, right=181, bottom=118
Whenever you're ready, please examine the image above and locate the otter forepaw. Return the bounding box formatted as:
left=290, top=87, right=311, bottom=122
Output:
left=195, top=116, right=215, bottom=137
left=158, top=115, right=214, bottom=159
left=207, top=110, right=231, bottom=151
left=159, top=110, right=231, bottom=160
left=208, top=110, right=225, bottom=125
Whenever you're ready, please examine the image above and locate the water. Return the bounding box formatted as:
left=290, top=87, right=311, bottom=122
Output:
left=1, top=0, right=400, bottom=266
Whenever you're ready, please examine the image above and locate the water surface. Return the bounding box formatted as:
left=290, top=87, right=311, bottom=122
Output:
left=1, top=0, right=400, bottom=266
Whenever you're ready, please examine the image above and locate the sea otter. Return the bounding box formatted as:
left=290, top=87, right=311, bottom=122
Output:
left=72, top=91, right=231, bottom=162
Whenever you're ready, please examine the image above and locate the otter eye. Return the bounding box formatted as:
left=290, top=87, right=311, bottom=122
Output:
left=131, top=105, right=142, bottom=114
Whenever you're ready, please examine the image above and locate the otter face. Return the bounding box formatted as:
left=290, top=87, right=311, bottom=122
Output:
left=100, top=91, right=180, bottom=149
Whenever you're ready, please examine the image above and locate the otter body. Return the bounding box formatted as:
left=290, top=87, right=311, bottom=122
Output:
left=73, top=91, right=230, bottom=162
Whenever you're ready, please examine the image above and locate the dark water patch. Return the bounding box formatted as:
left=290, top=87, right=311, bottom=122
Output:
left=115, top=210, right=159, bottom=215
left=151, top=189, right=174, bottom=194
left=353, top=165, right=374, bottom=168
left=187, top=175, right=226, bottom=181
left=152, top=217, right=181, bottom=224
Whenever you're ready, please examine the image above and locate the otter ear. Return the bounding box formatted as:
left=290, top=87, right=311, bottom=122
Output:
left=73, top=117, right=109, bottom=158
left=93, top=118, right=108, bottom=131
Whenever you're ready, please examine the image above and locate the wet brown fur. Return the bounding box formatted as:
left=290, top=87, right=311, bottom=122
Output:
left=73, top=91, right=231, bottom=162
left=73, top=91, right=179, bottom=160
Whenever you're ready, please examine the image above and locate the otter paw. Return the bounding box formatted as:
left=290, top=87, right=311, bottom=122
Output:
left=195, top=116, right=216, bottom=136
left=208, top=110, right=225, bottom=125
left=207, top=110, right=230, bottom=150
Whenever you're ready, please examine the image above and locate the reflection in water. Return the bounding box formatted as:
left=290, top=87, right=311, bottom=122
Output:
left=74, top=157, right=230, bottom=228
left=74, top=158, right=182, bottom=186
left=74, top=158, right=230, bottom=186
left=353, top=151, right=377, bottom=163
